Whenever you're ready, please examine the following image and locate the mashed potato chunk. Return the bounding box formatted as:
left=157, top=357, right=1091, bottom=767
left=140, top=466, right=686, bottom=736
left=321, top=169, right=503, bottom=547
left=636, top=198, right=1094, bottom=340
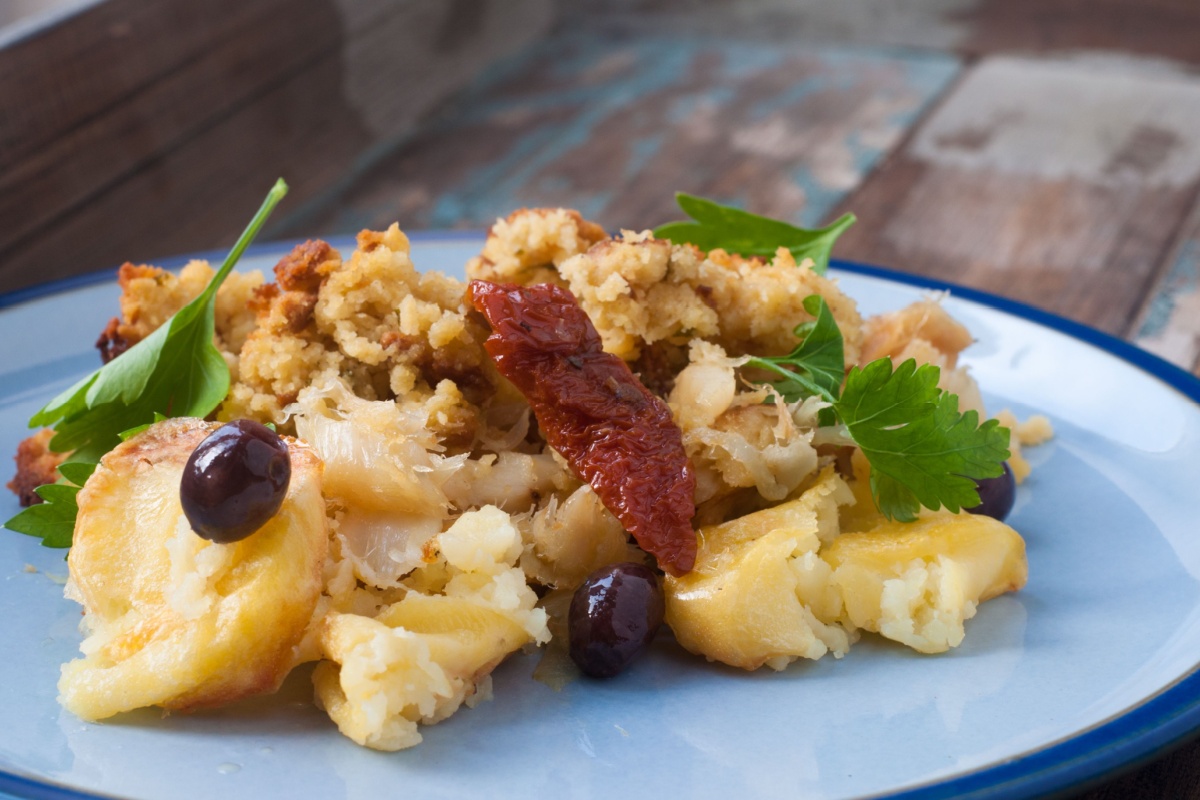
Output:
left=665, top=470, right=856, bottom=670
left=666, top=470, right=1029, bottom=666
left=313, top=507, right=549, bottom=751
left=823, top=513, right=1028, bottom=653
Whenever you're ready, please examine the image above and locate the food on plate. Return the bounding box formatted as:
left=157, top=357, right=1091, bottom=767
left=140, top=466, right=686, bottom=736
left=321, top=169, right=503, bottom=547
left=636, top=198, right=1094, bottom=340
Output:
left=181, top=419, right=293, bottom=543
left=6, top=429, right=65, bottom=506
left=568, top=561, right=666, bottom=678
left=468, top=280, right=697, bottom=575
left=313, top=505, right=549, bottom=751
left=6, top=184, right=1049, bottom=751
left=60, top=417, right=327, bottom=719
left=664, top=469, right=856, bottom=670
left=819, top=511, right=1027, bottom=654
left=966, top=461, right=1017, bottom=520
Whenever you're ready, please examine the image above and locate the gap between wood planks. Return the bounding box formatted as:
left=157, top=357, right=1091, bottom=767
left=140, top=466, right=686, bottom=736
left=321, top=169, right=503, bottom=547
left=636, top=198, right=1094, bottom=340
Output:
left=278, top=32, right=963, bottom=239
left=1130, top=196, right=1200, bottom=375
left=830, top=51, right=1200, bottom=365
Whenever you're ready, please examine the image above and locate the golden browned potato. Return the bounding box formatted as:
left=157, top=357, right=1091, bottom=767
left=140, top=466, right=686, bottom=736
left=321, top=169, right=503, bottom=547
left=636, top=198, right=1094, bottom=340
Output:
left=664, top=470, right=855, bottom=670
left=665, top=467, right=1029, bottom=666
left=823, top=512, right=1027, bottom=653
left=59, top=418, right=328, bottom=719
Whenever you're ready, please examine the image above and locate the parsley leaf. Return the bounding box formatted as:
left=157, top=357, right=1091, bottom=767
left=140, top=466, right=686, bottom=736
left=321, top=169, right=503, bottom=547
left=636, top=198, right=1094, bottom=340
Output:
left=653, top=193, right=855, bottom=274
left=55, top=461, right=96, bottom=487
left=737, top=296, right=1010, bottom=522
left=743, top=295, right=844, bottom=403
left=6, top=179, right=289, bottom=547
left=837, top=359, right=1010, bottom=522
left=6, top=484, right=79, bottom=548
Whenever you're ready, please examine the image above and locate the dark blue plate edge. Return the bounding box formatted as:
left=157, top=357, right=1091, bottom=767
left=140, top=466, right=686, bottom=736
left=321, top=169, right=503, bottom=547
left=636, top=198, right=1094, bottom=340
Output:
left=0, top=773, right=121, bottom=800
left=829, top=259, right=1200, bottom=800
left=1, top=241, right=1198, bottom=800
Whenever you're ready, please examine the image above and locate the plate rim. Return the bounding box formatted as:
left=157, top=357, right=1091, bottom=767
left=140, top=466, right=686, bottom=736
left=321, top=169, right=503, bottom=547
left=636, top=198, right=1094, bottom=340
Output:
left=2, top=233, right=1199, bottom=800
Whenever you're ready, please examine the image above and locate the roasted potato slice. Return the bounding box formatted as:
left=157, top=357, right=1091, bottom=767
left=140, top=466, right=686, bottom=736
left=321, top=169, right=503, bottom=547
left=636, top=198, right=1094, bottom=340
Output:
left=665, top=467, right=1029, bottom=666
left=664, top=470, right=855, bottom=670
left=59, top=417, right=328, bottom=719
left=823, top=512, right=1027, bottom=653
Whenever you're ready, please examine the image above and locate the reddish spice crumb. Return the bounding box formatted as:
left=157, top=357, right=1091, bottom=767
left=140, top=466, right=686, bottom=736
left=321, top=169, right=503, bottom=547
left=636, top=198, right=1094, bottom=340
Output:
left=7, top=429, right=66, bottom=506
left=95, top=317, right=131, bottom=364
left=273, top=239, right=334, bottom=293
left=468, top=280, right=697, bottom=575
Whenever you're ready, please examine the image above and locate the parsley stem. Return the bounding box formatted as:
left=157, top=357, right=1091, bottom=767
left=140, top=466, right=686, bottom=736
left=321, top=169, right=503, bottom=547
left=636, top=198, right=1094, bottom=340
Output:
left=201, top=179, right=290, bottom=305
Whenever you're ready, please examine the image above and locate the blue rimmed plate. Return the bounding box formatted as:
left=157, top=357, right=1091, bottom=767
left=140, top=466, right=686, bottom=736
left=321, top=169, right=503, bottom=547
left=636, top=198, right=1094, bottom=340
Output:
left=2, top=234, right=1199, bottom=800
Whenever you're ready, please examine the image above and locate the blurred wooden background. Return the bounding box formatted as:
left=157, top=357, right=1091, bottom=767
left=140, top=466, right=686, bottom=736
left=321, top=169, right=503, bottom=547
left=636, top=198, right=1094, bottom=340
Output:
left=3, top=2, right=1200, bottom=793
left=3, top=0, right=1199, bottom=383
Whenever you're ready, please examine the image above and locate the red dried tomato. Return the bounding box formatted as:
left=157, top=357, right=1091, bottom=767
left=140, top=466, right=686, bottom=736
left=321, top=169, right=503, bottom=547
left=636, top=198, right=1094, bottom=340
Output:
left=468, top=280, right=697, bottom=575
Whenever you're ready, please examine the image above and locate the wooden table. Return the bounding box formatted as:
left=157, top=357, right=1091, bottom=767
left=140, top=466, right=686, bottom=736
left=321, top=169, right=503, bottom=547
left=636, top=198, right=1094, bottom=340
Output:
left=4, top=1, right=1200, bottom=797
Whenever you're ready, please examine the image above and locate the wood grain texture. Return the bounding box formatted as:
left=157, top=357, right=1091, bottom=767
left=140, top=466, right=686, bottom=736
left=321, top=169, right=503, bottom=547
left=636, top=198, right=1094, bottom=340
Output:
left=961, top=0, right=1200, bottom=66
left=567, top=0, right=976, bottom=50
left=284, top=31, right=960, bottom=238
left=0, top=0, right=555, bottom=293
left=576, top=0, right=1200, bottom=65
left=0, top=0, right=339, bottom=259
left=1132, top=202, right=1200, bottom=376
left=0, top=0, right=292, bottom=168
left=833, top=55, right=1200, bottom=338
left=2, top=54, right=373, bottom=289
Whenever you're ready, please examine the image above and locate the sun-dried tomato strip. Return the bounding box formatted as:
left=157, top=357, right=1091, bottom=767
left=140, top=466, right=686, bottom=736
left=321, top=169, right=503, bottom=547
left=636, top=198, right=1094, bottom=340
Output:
left=468, top=280, right=696, bottom=575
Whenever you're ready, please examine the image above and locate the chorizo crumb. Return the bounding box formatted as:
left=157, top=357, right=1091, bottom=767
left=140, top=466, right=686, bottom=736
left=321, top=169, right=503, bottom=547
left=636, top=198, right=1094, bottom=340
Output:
left=7, top=429, right=66, bottom=506
left=95, top=317, right=131, bottom=364
left=274, top=239, right=337, bottom=293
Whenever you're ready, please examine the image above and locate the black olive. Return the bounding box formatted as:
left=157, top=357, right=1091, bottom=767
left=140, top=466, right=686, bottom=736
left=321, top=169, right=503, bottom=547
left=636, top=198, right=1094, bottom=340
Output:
left=180, top=420, right=291, bottom=543
left=967, top=461, right=1016, bottom=521
left=568, top=562, right=664, bottom=679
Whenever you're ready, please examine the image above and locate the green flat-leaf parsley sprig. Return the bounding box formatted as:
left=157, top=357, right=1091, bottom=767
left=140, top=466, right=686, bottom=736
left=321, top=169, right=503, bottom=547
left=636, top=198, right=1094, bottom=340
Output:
left=745, top=294, right=1011, bottom=522
left=652, top=195, right=1011, bottom=520
left=837, top=357, right=1010, bottom=521
left=6, top=179, right=290, bottom=547
left=744, top=294, right=845, bottom=404
left=652, top=193, right=1008, bottom=520
left=653, top=193, right=856, bottom=274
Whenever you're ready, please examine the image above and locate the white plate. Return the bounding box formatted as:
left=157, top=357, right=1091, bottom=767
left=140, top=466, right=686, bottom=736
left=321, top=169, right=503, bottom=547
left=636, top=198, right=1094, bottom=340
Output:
left=2, top=235, right=1200, bottom=800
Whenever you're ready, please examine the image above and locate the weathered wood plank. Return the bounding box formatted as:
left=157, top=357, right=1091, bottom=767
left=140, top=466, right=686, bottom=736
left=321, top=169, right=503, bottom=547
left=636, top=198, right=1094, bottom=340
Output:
left=0, top=0, right=339, bottom=258
left=1132, top=201, right=1200, bottom=375
left=0, top=55, right=372, bottom=290
left=574, top=0, right=1200, bottom=64
left=0, top=0, right=293, bottom=169
left=0, top=0, right=556, bottom=293
left=568, top=0, right=976, bottom=50
left=285, top=32, right=960, bottom=237
left=833, top=55, right=1200, bottom=339
left=0, top=0, right=557, bottom=262
left=960, top=0, right=1200, bottom=65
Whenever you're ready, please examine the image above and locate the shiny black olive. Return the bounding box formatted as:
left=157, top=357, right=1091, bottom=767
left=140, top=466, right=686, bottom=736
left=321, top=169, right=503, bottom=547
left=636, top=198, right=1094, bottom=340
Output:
left=180, top=420, right=291, bottom=543
left=568, top=562, right=664, bottom=679
left=967, top=461, right=1016, bottom=521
